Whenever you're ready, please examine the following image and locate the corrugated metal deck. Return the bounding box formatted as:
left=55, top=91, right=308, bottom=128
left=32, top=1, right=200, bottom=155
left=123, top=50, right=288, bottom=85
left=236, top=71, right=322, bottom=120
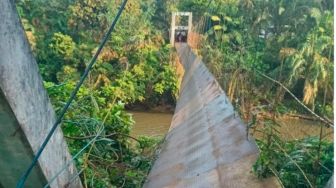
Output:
left=144, top=44, right=279, bottom=188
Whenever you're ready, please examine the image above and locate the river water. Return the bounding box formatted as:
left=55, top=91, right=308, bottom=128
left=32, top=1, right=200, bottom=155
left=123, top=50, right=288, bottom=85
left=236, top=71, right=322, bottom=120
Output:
left=129, top=111, right=173, bottom=138
left=128, top=111, right=333, bottom=141
left=253, top=117, right=333, bottom=141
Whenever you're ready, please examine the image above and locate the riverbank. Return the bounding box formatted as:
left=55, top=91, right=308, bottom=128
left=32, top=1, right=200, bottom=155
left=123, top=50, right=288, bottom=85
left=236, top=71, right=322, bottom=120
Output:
left=126, top=103, right=175, bottom=113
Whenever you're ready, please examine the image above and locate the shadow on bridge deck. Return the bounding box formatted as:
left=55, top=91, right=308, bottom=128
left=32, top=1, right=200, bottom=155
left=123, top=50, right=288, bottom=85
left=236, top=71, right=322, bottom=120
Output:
left=144, top=44, right=280, bottom=188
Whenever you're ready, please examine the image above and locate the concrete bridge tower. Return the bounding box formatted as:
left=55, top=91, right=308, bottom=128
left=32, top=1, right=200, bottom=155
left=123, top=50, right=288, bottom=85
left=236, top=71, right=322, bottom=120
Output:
left=0, top=0, right=82, bottom=187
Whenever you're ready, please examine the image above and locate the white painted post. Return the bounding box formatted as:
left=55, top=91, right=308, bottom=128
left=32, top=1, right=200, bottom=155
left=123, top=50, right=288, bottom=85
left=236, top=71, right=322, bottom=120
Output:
left=187, top=12, right=192, bottom=43
left=170, top=12, right=176, bottom=46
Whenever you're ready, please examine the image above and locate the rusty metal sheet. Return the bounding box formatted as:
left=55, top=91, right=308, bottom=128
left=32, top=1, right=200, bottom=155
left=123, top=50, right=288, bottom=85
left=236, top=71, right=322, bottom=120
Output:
left=144, top=44, right=279, bottom=188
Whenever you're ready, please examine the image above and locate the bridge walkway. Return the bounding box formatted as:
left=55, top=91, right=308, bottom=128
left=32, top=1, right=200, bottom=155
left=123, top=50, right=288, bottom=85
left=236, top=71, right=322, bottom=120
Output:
left=144, top=44, right=279, bottom=188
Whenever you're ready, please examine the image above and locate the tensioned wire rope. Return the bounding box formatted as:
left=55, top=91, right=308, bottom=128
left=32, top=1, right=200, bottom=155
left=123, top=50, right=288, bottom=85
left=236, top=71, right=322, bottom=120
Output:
left=53, top=7, right=211, bottom=187
left=43, top=126, right=104, bottom=188
left=43, top=123, right=146, bottom=187
left=194, top=1, right=333, bottom=128
left=16, top=0, right=128, bottom=187
left=191, top=1, right=333, bottom=187
left=188, top=0, right=214, bottom=49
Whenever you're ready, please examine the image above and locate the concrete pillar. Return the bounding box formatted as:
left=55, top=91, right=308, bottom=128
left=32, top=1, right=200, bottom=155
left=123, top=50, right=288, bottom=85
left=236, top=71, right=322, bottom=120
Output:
left=325, top=175, right=334, bottom=188
left=170, top=12, right=176, bottom=46
left=187, top=13, right=192, bottom=42
left=0, top=90, right=47, bottom=187
left=0, top=0, right=82, bottom=187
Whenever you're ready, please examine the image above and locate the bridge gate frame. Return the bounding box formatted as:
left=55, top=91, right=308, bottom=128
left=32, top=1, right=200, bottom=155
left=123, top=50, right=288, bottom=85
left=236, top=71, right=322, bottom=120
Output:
left=170, top=12, right=192, bottom=45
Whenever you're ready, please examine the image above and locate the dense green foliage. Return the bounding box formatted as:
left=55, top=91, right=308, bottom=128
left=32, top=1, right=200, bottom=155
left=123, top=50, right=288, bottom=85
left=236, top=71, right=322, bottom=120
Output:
left=178, top=0, right=333, bottom=187
left=15, top=0, right=333, bottom=187
left=255, top=136, right=333, bottom=188
left=180, top=0, right=333, bottom=114
left=253, top=118, right=333, bottom=188
left=17, top=0, right=177, bottom=187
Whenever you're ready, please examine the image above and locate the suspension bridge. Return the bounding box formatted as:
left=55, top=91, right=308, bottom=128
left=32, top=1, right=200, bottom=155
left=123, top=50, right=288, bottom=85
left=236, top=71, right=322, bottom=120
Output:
left=147, top=12, right=279, bottom=187
left=0, top=0, right=332, bottom=187
left=143, top=43, right=278, bottom=187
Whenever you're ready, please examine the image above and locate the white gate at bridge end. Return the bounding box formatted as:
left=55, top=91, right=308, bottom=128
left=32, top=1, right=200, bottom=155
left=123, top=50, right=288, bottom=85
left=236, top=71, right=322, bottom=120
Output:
left=170, top=12, right=192, bottom=45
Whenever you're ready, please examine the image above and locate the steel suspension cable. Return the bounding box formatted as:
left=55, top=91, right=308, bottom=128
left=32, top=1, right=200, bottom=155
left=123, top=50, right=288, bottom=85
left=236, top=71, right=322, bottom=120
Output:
left=16, top=0, right=128, bottom=187
left=254, top=70, right=334, bottom=128
left=43, top=126, right=105, bottom=188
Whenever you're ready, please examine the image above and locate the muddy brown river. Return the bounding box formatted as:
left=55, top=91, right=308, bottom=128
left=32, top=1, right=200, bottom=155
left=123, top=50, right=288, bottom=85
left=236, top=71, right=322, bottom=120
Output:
left=129, top=111, right=333, bottom=141
left=129, top=111, right=173, bottom=138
